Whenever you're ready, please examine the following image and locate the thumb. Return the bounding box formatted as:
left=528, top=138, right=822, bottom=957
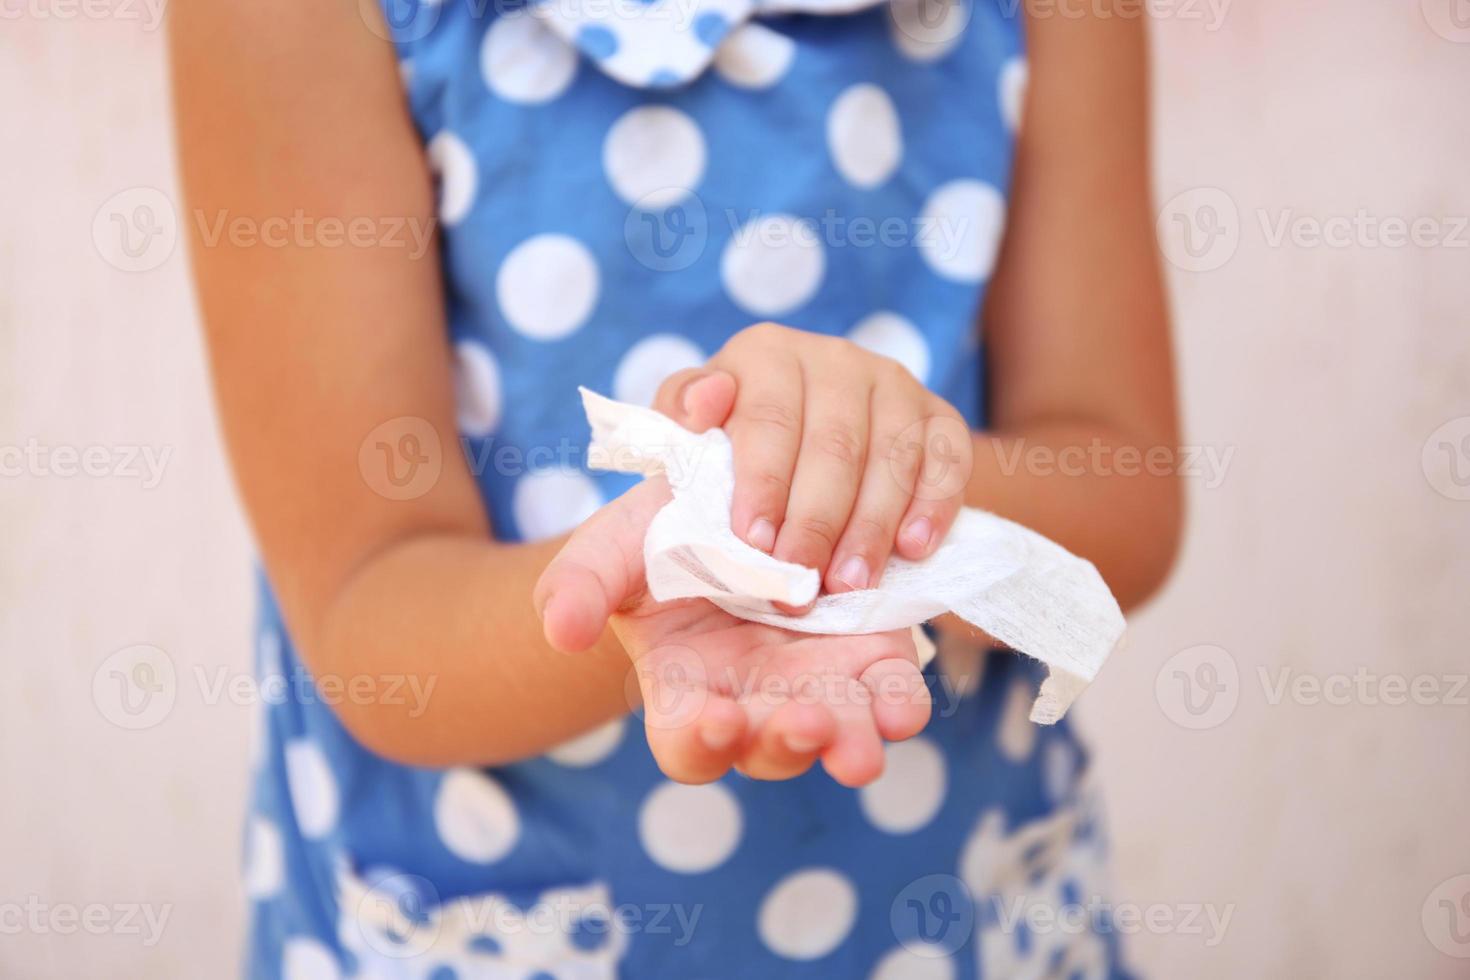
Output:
left=533, top=477, right=671, bottom=652
left=652, top=368, right=737, bottom=433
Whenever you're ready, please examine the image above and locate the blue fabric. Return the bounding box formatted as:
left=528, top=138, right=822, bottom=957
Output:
left=244, top=1, right=1132, bottom=976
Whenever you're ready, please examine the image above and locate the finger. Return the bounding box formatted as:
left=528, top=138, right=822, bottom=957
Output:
left=651, top=368, right=738, bottom=433
left=824, top=389, right=927, bottom=594
left=534, top=478, right=670, bottom=652
left=637, top=647, right=747, bottom=784
left=895, top=412, right=973, bottom=561
left=772, top=373, right=871, bottom=584
left=735, top=699, right=835, bottom=782
left=861, top=657, right=932, bottom=742
left=819, top=686, right=886, bottom=788
left=722, top=353, right=803, bottom=553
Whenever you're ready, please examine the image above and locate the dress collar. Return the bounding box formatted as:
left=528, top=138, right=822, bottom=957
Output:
left=529, top=0, right=889, bottom=89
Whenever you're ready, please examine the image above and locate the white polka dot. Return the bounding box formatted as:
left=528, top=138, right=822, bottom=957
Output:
left=435, top=768, right=521, bottom=864
left=282, top=937, right=341, bottom=980
left=859, top=736, right=947, bottom=833
left=957, top=808, right=1007, bottom=892
left=918, top=179, right=1006, bottom=283
left=243, top=816, right=284, bottom=899
left=889, top=0, right=971, bottom=63
left=827, top=84, right=903, bottom=189
left=1042, top=739, right=1077, bottom=804
left=848, top=312, right=930, bottom=383
left=427, top=131, right=477, bottom=226
left=453, top=339, right=502, bottom=437
left=603, top=107, right=706, bottom=209
left=996, top=678, right=1036, bottom=762
left=496, top=234, right=599, bottom=340
left=639, top=782, right=743, bottom=873
left=999, top=57, right=1028, bottom=133
left=713, top=23, right=796, bottom=89
left=512, top=468, right=602, bottom=541
left=870, top=944, right=957, bottom=980
left=284, top=740, right=339, bottom=840
left=613, top=334, right=705, bottom=407
left=758, top=868, right=858, bottom=960
left=547, top=717, right=626, bottom=767
left=721, top=213, right=825, bottom=317
left=480, top=8, right=577, bottom=105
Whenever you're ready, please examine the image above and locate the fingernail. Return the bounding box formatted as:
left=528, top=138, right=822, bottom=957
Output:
left=834, top=556, right=869, bottom=591
left=679, top=376, right=708, bottom=417
left=747, top=518, right=776, bottom=553
left=902, top=517, right=934, bottom=552
left=784, top=732, right=822, bottom=754
left=700, top=723, right=738, bottom=752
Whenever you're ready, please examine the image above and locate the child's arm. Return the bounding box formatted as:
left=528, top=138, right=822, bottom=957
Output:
left=169, top=0, right=644, bottom=767
left=654, top=4, right=1181, bottom=613
left=975, top=2, right=1182, bottom=610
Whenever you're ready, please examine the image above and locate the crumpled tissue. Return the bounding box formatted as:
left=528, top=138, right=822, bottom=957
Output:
left=581, top=388, right=1125, bottom=723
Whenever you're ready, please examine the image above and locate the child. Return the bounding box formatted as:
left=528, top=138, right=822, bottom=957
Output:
left=171, top=0, right=1180, bottom=974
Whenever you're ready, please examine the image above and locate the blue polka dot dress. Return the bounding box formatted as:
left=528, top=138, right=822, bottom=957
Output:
left=244, top=0, right=1134, bottom=976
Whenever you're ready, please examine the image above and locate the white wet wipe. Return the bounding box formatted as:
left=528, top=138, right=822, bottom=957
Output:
left=581, top=388, right=1125, bottom=723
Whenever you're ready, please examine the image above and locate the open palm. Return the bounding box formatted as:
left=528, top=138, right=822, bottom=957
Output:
left=534, top=478, right=930, bottom=787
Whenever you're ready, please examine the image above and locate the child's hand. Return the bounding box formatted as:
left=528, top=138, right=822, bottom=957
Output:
left=534, top=479, right=931, bottom=787
left=653, top=323, right=973, bottom=600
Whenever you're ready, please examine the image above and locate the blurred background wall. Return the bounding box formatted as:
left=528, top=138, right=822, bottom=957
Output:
left=3, top=0, right=1468, bottom=976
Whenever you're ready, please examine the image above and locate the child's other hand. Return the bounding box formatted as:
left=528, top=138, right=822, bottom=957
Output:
left=653, top=322, right=973, bottom=601
left=533, top=479, right=931, bottom=787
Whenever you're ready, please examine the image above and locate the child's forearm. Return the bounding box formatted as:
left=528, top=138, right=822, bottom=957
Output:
left=313, top=530, right=632, bottom=768
left=968, top=423, right=1183, bottom=611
